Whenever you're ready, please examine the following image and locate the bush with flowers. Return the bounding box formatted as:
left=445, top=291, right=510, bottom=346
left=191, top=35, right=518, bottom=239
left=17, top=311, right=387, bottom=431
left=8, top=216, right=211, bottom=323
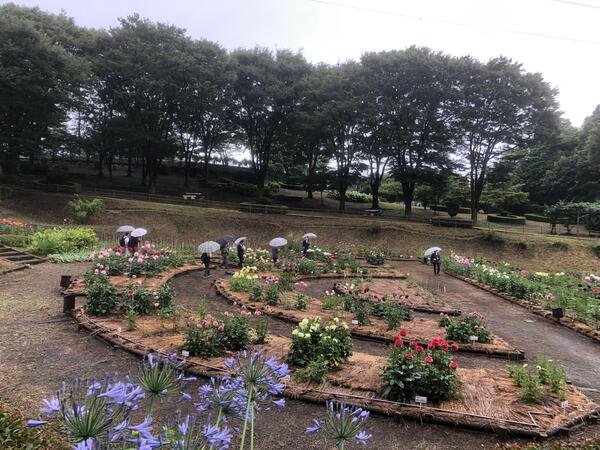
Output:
left=298, top=258, right=318, bottom=275
left=287, top=317, right=353, bottom=369
left=84, top=274, right=119, bottom=315
left=381, top=331, right=460, bottom=403
left=121, top=283, right=175, bottom=315
left=439, top=311, right=494, bottom=344
left=365, top=251, right=385, bottom=266
left=230, top=266, right=261, bottom=292
left=243, top=247, right=273, bottom=271
left=0, top=217, right=35, bottom=235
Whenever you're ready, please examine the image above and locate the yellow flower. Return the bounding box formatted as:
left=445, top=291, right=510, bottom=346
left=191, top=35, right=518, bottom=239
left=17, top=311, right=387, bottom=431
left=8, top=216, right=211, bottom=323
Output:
left=535, top=272, right=549, bottom=277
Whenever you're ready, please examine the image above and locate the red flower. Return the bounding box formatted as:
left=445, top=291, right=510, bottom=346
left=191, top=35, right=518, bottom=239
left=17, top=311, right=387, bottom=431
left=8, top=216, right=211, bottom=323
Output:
left=593, top=288, right=600, bottom=295
left=449, top=361, right=458, bottom=370
left=399, top=329, right=408, bottom=337
left=450, top=343, right=460, bottom=352
left=409, top=341, right=417, bottom=349
left=415, top=345, right=424, bottom=353
left=127, top=290, right=134, bottom=297
left=405, top=353, right=413, bottom=360
left=424, top=355, right=433, bottom=363
left=394, top=337, right=404, bottom=347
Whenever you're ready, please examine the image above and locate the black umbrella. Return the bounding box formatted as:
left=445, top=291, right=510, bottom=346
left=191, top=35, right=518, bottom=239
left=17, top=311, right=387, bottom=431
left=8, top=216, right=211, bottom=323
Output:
left=216, top=235, right=235, bottom=248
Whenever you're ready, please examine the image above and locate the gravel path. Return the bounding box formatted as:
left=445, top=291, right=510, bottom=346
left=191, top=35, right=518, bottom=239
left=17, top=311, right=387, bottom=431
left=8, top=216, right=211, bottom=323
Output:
left=1, top=262, right=599, bottom=449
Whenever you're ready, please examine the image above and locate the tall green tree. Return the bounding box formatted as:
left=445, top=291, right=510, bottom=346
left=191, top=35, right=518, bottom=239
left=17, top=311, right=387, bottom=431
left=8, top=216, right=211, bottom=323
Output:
left=230, top=48, right=310, bottom=194
left=173, top=40, right=233, bottom=187
left=0, top=4, right=88, bottom=174
left=362, top=47, right=455, bottom=217
left=455, top=56, right=559, bottom=224
left=93, top=15, right=193, bottom=192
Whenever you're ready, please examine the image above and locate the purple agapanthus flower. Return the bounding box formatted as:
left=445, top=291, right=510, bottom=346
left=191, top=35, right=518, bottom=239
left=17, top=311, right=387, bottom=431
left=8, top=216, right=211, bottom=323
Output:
left=306, top=401, right=372, bottom=448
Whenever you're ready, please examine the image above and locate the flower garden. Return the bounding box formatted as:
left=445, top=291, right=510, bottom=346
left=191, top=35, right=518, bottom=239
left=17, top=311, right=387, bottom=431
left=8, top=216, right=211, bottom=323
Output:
left=47, top=240, right=600, bottom=447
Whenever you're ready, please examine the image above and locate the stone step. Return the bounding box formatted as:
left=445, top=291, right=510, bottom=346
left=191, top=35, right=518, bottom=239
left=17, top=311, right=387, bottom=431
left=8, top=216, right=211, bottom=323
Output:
left=16, top=258, right=45, bottom=265
left=6, top=254, right=36, bottom=261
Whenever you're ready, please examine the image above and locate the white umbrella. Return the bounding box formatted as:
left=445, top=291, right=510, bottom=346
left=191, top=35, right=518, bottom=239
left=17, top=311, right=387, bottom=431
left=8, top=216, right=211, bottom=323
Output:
left=131, top=228, right=148, bottom=238
left=116, top=225, right=135, bottom=233
left=198, top=241, right=220, bottom=254
left=424, top=246, right=442, bottom=257
left=235, top=237, right=247, bottom=245
left=303, top=232, right=317, bottom=239
left=269, top=237, right=288, bottom=248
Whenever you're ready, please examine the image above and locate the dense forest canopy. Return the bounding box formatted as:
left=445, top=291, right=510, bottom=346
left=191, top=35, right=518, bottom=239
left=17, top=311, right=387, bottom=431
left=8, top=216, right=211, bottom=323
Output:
left=1, top=3, right=599, bottom=222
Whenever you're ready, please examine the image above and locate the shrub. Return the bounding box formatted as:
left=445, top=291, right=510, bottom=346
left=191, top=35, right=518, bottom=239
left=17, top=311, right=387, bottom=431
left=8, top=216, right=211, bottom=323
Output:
left=125, top=306, right=139, bottom=331
left=298, top=259, right=317, bottom=275
left=287, top=317, right=353, bottom=369
left=229, top=270, right=261, bottom=293
left=352, top=299, right=371, bottom=325
left=480, top=229, right=504, bottom=244
left=295, top=293, right=308, bottom=310
left=294, top=357, right=328, bottom=383
left=322, top=294, right=342, bottom=311
left=28, top=227, right=97, bottom=256
left=253, top=314, right=270, bottom=344
left=48, top=249, right=93, bottom=263
left=366, top=224, right=381, bottom=235
left=508, top=359, right=565, bottom=402
left=430, top=218, right=472, bottom=228
left=221, top=315, right=251, bottom=351
left=121, top=284, right=155, bottom=315
left=85, top=276, right=119, bottom=315
left=525, top=213, right=551, bottom=223
left=365, top=251, right=385, bottom=265
left=0, top=234, right=31, bottom=248
left=381, top=333, right=460, bottom=403
left=439, top=312, right=493, bottom=344
left=536, top=357, right=566, bottom=394
left=263, top=284, right=280, bottom=306
left=327, top=190, right=372, bottom=203
left=67, top=196, right=103, bottom=223
left=445, top=201, right=461, bottom=218
left=249, top=285, right=263, bottom=302
left=224, top=181, right=259, bottom=197
left=184, top=323, right=224, bottom=359
left=373, top=300, right=412, bottom=330
left=487, top=214, right=526, bottom=225
left=277, top=270, right=295, bottom=292
left=550, top=240, right=569, bottom=250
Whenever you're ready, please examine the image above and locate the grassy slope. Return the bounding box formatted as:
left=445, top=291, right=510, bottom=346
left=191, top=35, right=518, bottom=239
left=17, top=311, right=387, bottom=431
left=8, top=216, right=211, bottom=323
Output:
left=2, top=190, right=599, bottom=273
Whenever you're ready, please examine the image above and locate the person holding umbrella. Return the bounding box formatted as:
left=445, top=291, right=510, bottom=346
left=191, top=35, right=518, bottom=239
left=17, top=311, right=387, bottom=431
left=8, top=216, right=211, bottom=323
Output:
left=302, top=233, right=316, bottom=256
left=235, top=237, right=246, bottom=268
left=431, top=250, right=442, bottom=276
left=269, top=237, right=287, bottom=265
left=217, top=235, right=234, bottom=269
left=116, top=225, right=135, bottom=255
left=198, top=241, right=220, bottom=277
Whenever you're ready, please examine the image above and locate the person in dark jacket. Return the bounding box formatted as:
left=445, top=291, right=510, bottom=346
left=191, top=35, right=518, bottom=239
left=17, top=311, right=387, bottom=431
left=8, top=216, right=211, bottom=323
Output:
left=302, top=236, right=310, bottom=256
left=128, top=235, right=138, bottom=254
left=119, top=233, right=130, bottom=255
left=237, top=240, right=245, bottom=268
left=220, top=244, right=229, bottom=269
left=431, top=251, right=441, bottom=276
left=201, top=252, right=211, bottom=276
left=271, top=246, right=279, bottom=265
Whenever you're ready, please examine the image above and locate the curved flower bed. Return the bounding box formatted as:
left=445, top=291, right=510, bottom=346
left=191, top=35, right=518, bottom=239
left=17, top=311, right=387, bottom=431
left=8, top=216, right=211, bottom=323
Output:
left=444, top=255, right=600, bottom=345
left=214, top=278, right=524, bottom=359
left=72, top=306, right=600, bottom=439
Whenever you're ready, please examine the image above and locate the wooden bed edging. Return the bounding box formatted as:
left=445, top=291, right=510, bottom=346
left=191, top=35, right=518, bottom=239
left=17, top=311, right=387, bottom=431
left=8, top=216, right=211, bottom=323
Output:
left=444, top=271, right=600, bottom=347
left=214, top=280, right=524, bottom=360
left=72, top=308, right=595, bottom=439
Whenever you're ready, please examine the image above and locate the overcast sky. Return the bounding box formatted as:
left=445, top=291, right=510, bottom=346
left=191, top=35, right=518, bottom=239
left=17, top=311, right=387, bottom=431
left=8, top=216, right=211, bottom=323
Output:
left=6, top=0, right=600, bottom=126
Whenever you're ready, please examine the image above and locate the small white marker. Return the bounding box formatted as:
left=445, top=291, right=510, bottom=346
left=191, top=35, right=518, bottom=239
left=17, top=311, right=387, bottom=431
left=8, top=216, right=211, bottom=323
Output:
left=117, top=327, right=122, bottom=334
left=469, top=336, right=479, bottom=342
left=561, top=400, right=568, bottom=413
left=351, top=320, right=359, bottom=325
left=415, top=396, right=427, bottom=408
left=182, top=350, right=190, bottom=358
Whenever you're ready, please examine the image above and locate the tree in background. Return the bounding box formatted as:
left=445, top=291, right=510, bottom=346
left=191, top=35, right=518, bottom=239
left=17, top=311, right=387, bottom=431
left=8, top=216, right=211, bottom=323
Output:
left=230, top=48, right=310, bottom=195
left=173, top=40, right=233, bottom=187
left=454, top=56, right=560, bottom=224
left=0, top=4, right=88, bottom=175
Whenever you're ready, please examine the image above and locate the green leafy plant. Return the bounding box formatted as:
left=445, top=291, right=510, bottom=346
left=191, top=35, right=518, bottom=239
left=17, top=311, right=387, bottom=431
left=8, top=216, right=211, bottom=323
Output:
left=365, top=251, right=385, bottom=265
left=298, top=259, right=317, bottom=275
left=322, top=294, right=342, bottom=311
left=277, top=270, right=295, bottom=292
left=287, top=317, right=353, bottom=369
left=253, top=314, right=270, bottom=344
left=535, top=357, right=566, bottom=394
left=263, top=284, right=280, bottom=306
left=28, top=227, right=97, bottom=256
left=229, top=276, right=260, bottom=293
left=84, top=276, right=119, bottom=315
left=439, top=312, right=494, bottom=344
left=373, top=300, right=413, bottom=330
left=249, top=284, right=263, bottom=302
left=125, top=306, right=138, bottom=331
left=293, top=357, right=328, bottom=383
left=221, top=314, right=251, bottom=351
left=295, top=293, right=308, bottom=310
left=352, top=299, right=371, bottom=326
left=67, top=196, right=103, bottom=223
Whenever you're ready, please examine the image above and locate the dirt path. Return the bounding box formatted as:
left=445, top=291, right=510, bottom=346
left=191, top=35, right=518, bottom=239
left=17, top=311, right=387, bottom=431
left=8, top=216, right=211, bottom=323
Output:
left=1, top=263, right=530, bottom=450
left=391, top=261, right=600, bottom=398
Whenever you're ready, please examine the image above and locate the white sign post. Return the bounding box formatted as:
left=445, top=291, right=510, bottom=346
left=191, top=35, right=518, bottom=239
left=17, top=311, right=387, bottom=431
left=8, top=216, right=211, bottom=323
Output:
left=415, top=396, right=427, bottom=409
left=182, top=350, right=190, bottom=358
left=469, top=336, right=479, bottom=343
left=561, top=400, right=569, bottom=414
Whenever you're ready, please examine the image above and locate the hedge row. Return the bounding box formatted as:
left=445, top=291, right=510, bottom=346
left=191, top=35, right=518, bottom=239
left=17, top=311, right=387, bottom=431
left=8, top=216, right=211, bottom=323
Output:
left=430, top=218, right=473, bottom=228
left=486, top=214, right=526, bottom=225
left=431, top=205, right=471, bottom=214
left=239, top=203, right=288, bottom=214
left=0, top=234, right=31, bottom=247
left=31, top=180, right=81, bottom=194
left=524, top=213, right=551, bottom=223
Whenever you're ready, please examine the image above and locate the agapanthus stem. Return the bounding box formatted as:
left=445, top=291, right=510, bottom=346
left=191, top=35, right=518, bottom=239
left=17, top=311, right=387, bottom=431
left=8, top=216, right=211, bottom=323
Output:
left=250, top=402, right=255, bottom=450
left=339, top=441, right=345, bottom=450
left=208, top=409, right=224, bottom=450
left=239, top=386, right=254, bottom=450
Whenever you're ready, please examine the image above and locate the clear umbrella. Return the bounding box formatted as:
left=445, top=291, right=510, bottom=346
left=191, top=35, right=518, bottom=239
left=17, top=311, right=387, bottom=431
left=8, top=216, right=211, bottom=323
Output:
left=131, top=228, right=148, bottom=237
left=424, top=246, right=442, bottom=257
left=198, top=241, right=221, bottom=254
left=116, top=225, right=135, bottom=233
left=269, top=237, right=288, bottom=248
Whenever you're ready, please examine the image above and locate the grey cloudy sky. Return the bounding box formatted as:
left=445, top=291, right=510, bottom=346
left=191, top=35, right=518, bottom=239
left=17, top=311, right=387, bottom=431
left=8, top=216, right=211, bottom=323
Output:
left=6, top=0, right=600, bottom=126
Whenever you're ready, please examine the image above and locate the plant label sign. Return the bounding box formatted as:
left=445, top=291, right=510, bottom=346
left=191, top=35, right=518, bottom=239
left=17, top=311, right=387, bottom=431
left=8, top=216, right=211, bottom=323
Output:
left=415, top=396, right=427, bottom=405
left=469, top=336, right=479, bottom=342
left=117, top=327, right=122, bottom=334
left=351, top=320, right=359, bottom=325
left=561, top=400, right=569, bottom=413
left=182, top=350, right=190, bottom=358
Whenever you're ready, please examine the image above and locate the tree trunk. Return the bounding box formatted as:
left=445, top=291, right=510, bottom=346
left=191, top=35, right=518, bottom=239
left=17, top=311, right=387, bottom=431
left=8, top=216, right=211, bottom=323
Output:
left=183, top=155, right=191, bottom=188
left=338, top=187, right=347, bottom=211
left=203, top=150, right=211, bottom=185
left=371, top=183, right=380, bottom=209
left=307, top=189, right=314, bottom=199
left=401, top=181, right=415, bottom=217
left=470, top=182, right=485, bottom=225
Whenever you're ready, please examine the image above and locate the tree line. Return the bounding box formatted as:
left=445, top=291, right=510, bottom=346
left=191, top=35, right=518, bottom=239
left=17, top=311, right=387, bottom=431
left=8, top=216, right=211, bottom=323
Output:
left=1, top=4, right=598, bottom=223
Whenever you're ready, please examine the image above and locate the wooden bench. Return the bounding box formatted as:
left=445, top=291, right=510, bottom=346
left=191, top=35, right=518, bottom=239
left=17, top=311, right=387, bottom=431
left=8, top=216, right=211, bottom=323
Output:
left=182, top=192, right=204, bottom=200
left=363, top=209, right=382, bottom=217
